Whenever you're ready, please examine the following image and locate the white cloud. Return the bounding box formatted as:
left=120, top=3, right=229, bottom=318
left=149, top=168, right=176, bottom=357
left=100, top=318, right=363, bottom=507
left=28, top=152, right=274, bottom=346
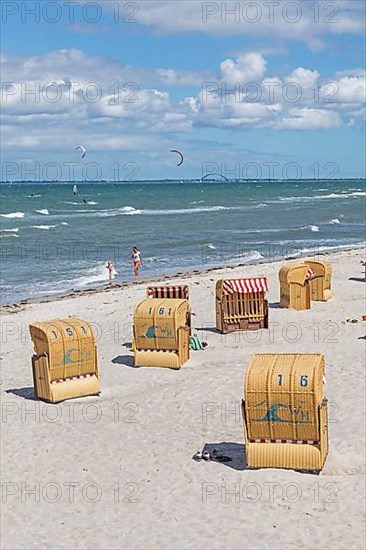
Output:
left=285, top=67, right=320, bottom=88
left=85, top=0, right=366, bottom=45
left=331, top=75, right=366, bottom=104
left=219, top=53, right=267, bottom=85
left=1, top=48, right=365, bottom=158
left=276, top=108, right=343, bottom=129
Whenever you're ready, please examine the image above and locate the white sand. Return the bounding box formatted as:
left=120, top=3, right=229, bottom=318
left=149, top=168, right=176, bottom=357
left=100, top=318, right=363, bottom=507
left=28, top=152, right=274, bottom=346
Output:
left=1, top=248, right=365, bottom=550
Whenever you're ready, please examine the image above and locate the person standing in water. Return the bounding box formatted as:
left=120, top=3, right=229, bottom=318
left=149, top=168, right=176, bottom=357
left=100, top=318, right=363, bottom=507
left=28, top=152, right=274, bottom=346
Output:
left=106, top=260, right=115, bottom=281
left=130, top=246, right=143, bottom=279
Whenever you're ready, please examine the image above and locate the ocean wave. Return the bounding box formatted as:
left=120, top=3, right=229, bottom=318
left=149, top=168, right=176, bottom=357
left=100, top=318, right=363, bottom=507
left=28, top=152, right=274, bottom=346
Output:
left=238, top=250, right=264, bottom=262
left=94, top=205, right=233, bottom=218
left=0, top=233, right=19, bottom=238
left=189, top=200, right=205, bottom=205
left=27, top=194, right=41, bottom=198
left=275, top=191, right=365, bottom=204
left=301, top=225, right=320, bottom=232
left=298, top=242, right=365, bottom=256
left=329, top=218, right=341, bottom=224
left=31, top=222, right=68, bottom=230
left=70, top=264, right=110, bottom=287
left=36, top=209, right=49, bottom=215
left=0, top=212, right=25, bottom=218
left=31, top=225, right=57, bottom=230
left=61, top=200, right=98, bottom=206
left=139, top=205, right=231, bottom=215
left=0, top=228, right=19, bottom=232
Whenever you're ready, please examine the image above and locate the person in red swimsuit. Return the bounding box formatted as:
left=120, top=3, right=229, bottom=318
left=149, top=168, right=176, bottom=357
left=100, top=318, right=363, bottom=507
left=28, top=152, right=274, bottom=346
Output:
left=130, top=246, right=143, bottom=279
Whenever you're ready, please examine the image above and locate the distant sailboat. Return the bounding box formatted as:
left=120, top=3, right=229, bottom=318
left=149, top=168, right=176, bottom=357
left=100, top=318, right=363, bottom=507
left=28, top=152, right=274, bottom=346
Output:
left=73, top=184, right=78, bottom=195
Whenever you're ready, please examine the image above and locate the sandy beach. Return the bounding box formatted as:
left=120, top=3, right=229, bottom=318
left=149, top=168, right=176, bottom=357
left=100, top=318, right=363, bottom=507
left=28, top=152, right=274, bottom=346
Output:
left=1, top=247, right=365, bottom=550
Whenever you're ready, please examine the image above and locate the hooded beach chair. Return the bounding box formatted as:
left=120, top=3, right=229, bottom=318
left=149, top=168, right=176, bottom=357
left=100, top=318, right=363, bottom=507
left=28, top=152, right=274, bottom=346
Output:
left=304, top=259, right=332, bottom=301
left=279, top=264, right=314, bottom=310
left=29, top=318, right=100, bottom=403
left=146, top=285, right=192, bottom=333
left=242, top=353, right=329, bottom=472
left=215, top=277, right=269, bottom=333
left=133, top=298, right=190, bottom=369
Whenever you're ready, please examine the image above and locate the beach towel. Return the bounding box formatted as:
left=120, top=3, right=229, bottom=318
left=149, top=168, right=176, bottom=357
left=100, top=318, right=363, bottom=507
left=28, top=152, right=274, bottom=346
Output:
left=189, top=334, right=203, bottom=351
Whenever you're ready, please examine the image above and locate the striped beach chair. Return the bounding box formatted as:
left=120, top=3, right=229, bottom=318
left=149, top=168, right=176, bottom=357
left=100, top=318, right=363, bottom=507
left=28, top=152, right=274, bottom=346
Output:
left=216, top=277, right=269, bottom=333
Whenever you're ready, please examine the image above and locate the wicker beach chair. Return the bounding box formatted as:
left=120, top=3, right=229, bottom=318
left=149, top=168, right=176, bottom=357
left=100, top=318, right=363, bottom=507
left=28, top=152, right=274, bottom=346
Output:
left=242, top=353, right=328, bottom=472
left=304, top=259, right=332, bottom=301
left=215, top=277, right=269, bottom=333
left=29, top=318, right=100, bottom=403
left=134, top=298, right=190, bottom=369
left=279, top=264, right=313, bottom=310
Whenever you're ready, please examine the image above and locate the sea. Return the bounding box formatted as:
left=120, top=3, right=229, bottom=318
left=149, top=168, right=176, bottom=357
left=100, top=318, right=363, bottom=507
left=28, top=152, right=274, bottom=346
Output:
left=0, top=180, right=365, bottom=304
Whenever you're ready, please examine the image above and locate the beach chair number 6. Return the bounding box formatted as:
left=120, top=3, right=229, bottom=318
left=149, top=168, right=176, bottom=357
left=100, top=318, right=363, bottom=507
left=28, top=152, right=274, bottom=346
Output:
left=66, top=328, right=73, bottom=336
left=300, top=375, right=308, bottom=387
left=159, top=307, right=164, bottom=315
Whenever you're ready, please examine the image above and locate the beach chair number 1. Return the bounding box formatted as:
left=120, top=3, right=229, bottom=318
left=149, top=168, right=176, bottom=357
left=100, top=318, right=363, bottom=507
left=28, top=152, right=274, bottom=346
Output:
left=278, top=374, right=308, bottom=387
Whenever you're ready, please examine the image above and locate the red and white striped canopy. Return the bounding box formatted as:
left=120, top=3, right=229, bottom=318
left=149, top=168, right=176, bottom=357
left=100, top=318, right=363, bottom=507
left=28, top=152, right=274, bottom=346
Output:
left=306, top=267, right=315, bottom=280
left=223, top=278, right=268, bottom=295
left=146, top=285, right=189, bottom=300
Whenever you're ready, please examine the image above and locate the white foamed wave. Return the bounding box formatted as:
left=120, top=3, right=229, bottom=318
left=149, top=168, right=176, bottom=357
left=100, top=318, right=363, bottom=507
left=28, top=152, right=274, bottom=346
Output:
left=36, top=209, right=49, bottom=215
left=0, top=227, right=19, bottom=233
left=0, top=233, right=19, bottom=238
left=123, top=209, right=142, bottom=216
left=205, top=243, right=217, bottom=250
left=32, top=225, right=57, bottom=230
left=144, top=205, right=231, bottom=215
left=95, top=205, right=233, bottom=218
left=0, top=212, right=25, bottom=218
left=62, top=200, right=98, bottom=206
left=27, top=194, right=41, bottom=198
left=239, top=250, right=264, bottom=262
left=298, top=242, right=366, bottom=256
left=275, top=191, right=366, bottom=204
left=189, top=200, right=205, bottom=205
left=71, top=264, right=109, bottom=287
left=301, top=225, right=320, bottom=232
left=329, top=218, right=341, bottom=224
left=31, top=222, right=68, bottom=230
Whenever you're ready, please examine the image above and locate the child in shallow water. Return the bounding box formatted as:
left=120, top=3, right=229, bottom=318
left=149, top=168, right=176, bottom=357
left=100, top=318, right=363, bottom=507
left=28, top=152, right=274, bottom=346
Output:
left=106, top=260, right=116, bottom=281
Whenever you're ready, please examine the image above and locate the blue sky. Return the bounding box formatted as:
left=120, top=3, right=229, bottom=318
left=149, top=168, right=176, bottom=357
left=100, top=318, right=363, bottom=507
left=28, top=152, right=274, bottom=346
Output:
left=1, top=0, right=365, bottom=180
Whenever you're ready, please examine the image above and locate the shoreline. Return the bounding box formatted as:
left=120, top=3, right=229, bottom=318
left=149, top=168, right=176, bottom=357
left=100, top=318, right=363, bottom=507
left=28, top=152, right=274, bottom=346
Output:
left=2, top=243, right=364, bottom=314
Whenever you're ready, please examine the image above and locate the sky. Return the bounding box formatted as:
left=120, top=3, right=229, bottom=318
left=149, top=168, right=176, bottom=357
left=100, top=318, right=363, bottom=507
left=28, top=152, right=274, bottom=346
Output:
left=1, top=0, right=365, bottom=180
